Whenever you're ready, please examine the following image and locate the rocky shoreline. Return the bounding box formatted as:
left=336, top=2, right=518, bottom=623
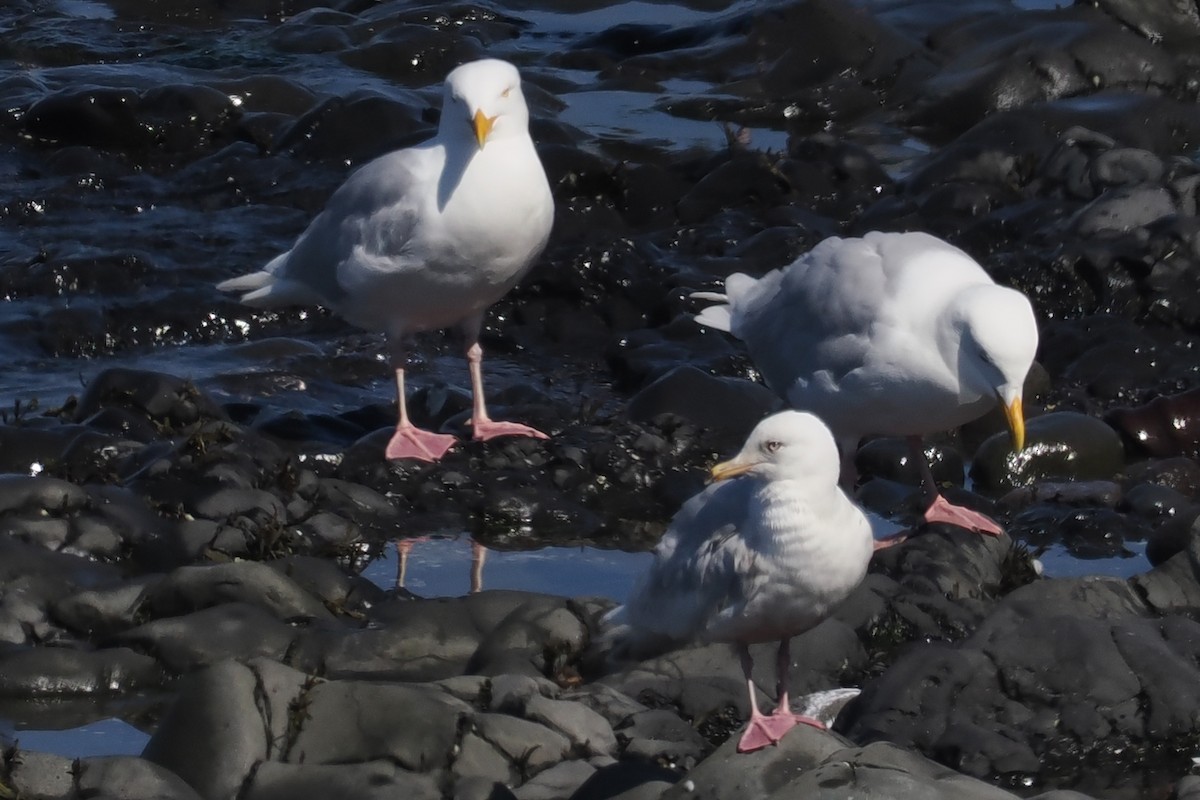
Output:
left=6, top=0, right=1200, bottom=797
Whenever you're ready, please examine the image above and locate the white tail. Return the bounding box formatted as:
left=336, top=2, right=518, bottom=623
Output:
left=691, top=272, right=759, bottom=334
left=217, top=253, right=327, bottom=309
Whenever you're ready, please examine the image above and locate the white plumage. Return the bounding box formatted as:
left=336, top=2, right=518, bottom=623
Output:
left=219, top=59, right=554, bottom=462
left=693, top=231, right=1038, bottom=535
left=602, top=410, right=874, bottom=752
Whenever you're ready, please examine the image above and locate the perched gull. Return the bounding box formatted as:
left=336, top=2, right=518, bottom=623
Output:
left=601, top=411, right=874, bottom=753
left=692, top=230, right=1038, bottom=536
left=218, top=59, right=554, bottom=462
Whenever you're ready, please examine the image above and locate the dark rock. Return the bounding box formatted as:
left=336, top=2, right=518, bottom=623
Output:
left=843, top=565, right=1200, bottom=789
left=140, top=560, right=334, bottom=621
left=0, top=646, right=164, bottom=696
left=245, top=761, right=443, bottom=800
left=144, top=660, right=269, bottom=799
left=115, top=602, right=300, bottom=673
left=7, top=750, right=75, bottom=799
left=1007, top=505, right=1149, bottom=562
left=286, top=680, right=468, bottom=769
left=73, top=368, right=227, bottom=432
left=77, top=755, right=205, bottom=800
left=569, top=760, right=679, bottom=800
left=626, top=366, right=781, bottom=451
left=855, top=437, right=965, bottom=489
left=1106, top=387, right=1200, bottom=459
left=971, top=412, right=1125, bottom=492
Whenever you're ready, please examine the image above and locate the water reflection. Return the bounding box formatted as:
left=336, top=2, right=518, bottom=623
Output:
left=396, top=536, right=487, bottom=594
left=364, top=536, right=654, bottom=601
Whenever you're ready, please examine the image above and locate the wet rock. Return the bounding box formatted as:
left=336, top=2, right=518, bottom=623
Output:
left=140, top=560, right=334, bottom=621
left=0, top=474, right=88, bottom=515
left=599, top=618, right=864, bottom=732
left=1106, top=386, right=1200, bottom=459
left=73, top=368, right=227, bottom=433
left=516, top=694, right=617, bottom=758
left=0, top=646, right=164, bottom=696
left=515, top=760, right=597, bottom=800
left=144, top=660, right=269, bottom=799
left=854, top=437, right=965, bottom=489
left=970, top=412, right=1125, bottom=492
left=1146, top=510, right=1200, bottom=567
left=1007, top=505, right=1149, bottom=562
left=271, top=90, right=427, bottom=164
left=286, top=680, right=468, bottom=768
left=245, top=761, right=442, bottom=800
left=1071, top=184, right=1177, bottom=238
left=569, top=760, right=679, bottom=800
left=1092, top=0, right=1200, bottom=49
left=472, top=712, right=572, bottom=777
left=615, top=708, right=706, bottom=765
left=51, top=577, right=157, bottom=638
left=7, top=750, right=75, bottom=799
left=293, top=591, right=587, bottom=683
left=843, top=562, right=1200, bottom=789
left=77, top=756, right=205, bottom=800
left=912, top=10, right=1180, bottom=138
left=654, top=725, right=839, bottom=799
left=626, top=366, right=781, bottom=450
left=115, top=602, right=300, bottom=673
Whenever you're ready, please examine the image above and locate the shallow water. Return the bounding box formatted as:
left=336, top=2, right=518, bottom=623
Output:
left=362, top=535, right=655, bottom=598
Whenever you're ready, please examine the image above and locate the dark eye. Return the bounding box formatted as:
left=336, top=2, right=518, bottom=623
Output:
left=765, top=440, right=782, bottom=453
left=978, top=348, right=994, bottom=366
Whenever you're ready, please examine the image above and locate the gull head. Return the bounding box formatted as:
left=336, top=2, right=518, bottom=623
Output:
left=441, top=58, right=530, bottom=149
left=710, top=410, right=840, bottom=486
left=958, top=285, right=1039, bottom=451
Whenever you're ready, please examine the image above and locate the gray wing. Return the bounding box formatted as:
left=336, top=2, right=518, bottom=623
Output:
left=618, top=479, right=760, bottom=645
left=273, top=148, right=431, bottom=305
left=732, top=234, right=898, bottom=396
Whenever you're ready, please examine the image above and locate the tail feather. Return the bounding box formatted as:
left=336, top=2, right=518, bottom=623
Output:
left=691, top=272, right=759, bottom=335
left=217, top=263, right=325, bottom=310
left=216, top=271, right=272, bottom=294
left=595, top=604, right=681, bottom=667
left=693, top=304, right=733, bottom=332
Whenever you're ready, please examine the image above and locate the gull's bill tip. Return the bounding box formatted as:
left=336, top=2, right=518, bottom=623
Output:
left=710, top=457, right=753, bottom=483
left=473, top=109, right=494, bottom=148
left=1004, top=395, right=1025, bottom=452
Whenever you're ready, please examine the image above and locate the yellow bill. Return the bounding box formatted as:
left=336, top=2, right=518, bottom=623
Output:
left=473, top=109, right=495, bottom=148
left=710, top=458, right=754, bottom=483
left=1003, top=395, right=1025, bottom=451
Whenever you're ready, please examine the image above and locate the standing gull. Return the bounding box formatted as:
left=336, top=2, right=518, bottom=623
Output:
left=601, top=411, right=874, bottom=753
left=693, top=231, right=1038, bottom=535
left=218, top=59, right=554, bottom=462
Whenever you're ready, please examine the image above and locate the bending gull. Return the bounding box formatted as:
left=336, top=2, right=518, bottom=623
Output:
left=218, top=59, right=554, bottom=462
left=601, top=410, right=874, bottom=753
left=693, top=230, right=1038, bottom=535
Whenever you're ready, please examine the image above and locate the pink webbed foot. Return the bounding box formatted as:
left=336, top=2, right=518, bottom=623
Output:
left=924, top=493, right=1004, bottom=536
left=385, top=425, right=457, bottom=462
left=737, top=710, right=825, bottom=753
left=873, top=531, right=910, bottom=551
left=469, top=419, right=550, bottom=443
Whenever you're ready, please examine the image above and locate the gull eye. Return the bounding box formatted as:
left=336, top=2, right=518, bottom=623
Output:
left=979, top=349, right=995, bottom=366
left=764, top=440, right=782, bottom=454
left=501, top=87, right=513, bottom=98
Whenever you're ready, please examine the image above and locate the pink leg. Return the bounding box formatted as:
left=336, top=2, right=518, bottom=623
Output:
left=464, top=340, right=549, bottom=443
left=395, top=537, right=429, bottom=590
left=735, top=642, right=823, bottom=754
left=385, top=345, right=456, bottom=462
left=469, top=539, right=487, bottom=594
left=908, top=436, right=1004, bottom=536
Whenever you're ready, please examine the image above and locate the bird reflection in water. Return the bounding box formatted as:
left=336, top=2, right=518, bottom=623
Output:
left=394, top=536, right=488, bottom=594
